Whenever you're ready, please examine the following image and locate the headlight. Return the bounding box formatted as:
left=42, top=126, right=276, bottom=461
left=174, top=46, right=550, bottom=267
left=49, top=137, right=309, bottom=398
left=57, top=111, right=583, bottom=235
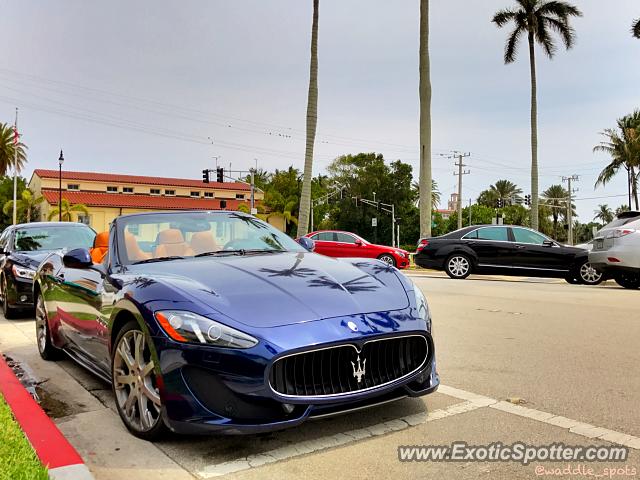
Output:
left=12, top=265, right=36, bottom=280
left=397, top=251, right=407, bottom=258
left=413, top=286, right=429, bottom=321
left=155, top=310, right=258, bottom=349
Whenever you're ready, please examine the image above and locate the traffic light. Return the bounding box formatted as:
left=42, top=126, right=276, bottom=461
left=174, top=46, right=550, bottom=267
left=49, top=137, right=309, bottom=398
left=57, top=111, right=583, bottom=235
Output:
left=202, top=169, right=210, bottom=184
left=495, top=198, right=504, bottom=208
left=216, top=167, right=224, bottom=183
left=525, top=194, right=532, bottom=206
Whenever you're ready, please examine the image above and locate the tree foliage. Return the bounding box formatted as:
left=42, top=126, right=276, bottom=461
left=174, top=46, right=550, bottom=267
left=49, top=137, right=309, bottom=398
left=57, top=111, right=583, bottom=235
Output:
left=0, top=123, right=27, bottom=176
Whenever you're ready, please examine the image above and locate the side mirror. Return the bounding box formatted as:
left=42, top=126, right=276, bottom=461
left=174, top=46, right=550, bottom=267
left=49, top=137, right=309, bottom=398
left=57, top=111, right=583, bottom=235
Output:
left=297, top=237, right=315, bottom=252
left=63, top=248, right=93, bottom=269
left=354, top=239, right=363, bottom=246
left=543, top=240, right=556, bottom=247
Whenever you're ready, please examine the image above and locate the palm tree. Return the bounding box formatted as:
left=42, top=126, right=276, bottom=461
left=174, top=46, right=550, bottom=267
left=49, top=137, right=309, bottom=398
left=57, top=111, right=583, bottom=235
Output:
left=296, top=0, right=319, bottom=237
left=616, top=205, right=630, bottom=216
left=490, top=179, right=523, bottom=205
left=419, top=0, right=433, bottom=238
left=542, top=184, right=573, bottom=239
left=633, top=18, right=640, bottom=38
left=594, top=111, right=640, bottom=210
left=0, top=123, right=27, bottom=176
left=593, top=204, right=614, bottom=225
left=493, top=1, right=582, bottom=231
left=3, top=189, right=44, bottom=223
left=47, top=198, right=89, bottom=222
left=412, top=179, right=440, bottom=209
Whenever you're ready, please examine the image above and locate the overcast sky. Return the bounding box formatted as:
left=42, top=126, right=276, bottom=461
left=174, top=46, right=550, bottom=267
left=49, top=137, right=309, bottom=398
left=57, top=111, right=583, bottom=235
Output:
left=2, top=0, right=639, bottom=220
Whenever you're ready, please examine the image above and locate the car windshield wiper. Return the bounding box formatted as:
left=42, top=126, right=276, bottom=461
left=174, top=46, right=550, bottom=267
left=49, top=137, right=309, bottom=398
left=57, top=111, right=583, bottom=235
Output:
left=194, top=249, right=284, bottom=258
left=132, top=256, right=184, bottom=265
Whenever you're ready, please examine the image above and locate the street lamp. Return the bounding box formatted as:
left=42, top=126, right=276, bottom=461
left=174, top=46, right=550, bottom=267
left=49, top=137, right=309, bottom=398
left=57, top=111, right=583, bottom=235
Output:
left=58, top=150, right=64, bottom=222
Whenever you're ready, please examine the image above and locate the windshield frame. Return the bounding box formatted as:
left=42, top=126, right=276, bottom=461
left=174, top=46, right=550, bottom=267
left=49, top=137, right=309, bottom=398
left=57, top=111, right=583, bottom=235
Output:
left=115, top=211, right=306, bottom=266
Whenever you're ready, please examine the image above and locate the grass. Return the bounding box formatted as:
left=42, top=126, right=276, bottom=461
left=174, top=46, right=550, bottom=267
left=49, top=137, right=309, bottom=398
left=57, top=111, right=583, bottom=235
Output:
left=0, top=394, right=48, bottom=480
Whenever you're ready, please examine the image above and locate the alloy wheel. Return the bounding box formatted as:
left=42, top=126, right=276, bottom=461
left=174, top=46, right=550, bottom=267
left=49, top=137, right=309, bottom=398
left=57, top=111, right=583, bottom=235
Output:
left=447, top=256, right=470, bottom=278
left=579, top=262, right=602, bottom=285
left=113, top=330, right=161, bottom=432
left=35, top=296, right=47, bottom=354
left=378, top=254, right=396, bottom=267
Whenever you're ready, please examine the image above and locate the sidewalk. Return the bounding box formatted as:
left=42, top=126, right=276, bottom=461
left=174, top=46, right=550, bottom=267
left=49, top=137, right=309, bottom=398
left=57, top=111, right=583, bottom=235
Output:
left=0, top=315, right=193, bottom=480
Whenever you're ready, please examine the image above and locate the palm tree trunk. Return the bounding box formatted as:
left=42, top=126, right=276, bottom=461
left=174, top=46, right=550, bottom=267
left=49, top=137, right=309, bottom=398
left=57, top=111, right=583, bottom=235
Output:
left=528, top=32, right=539, bottom=231
left=419, top=0, right=432, bottom=238
left=632, top=166, right=639, bottom=210
left=296, top=0, right=319, bottom=237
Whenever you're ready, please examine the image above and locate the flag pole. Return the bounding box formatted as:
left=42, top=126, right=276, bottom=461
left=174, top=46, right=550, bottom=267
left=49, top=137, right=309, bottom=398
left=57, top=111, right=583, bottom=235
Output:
left=12, top=107, right=18, bottom=225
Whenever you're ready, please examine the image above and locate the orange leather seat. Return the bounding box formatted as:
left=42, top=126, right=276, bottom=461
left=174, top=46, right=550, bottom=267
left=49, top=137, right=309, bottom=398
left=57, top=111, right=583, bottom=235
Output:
left=90, top=232, right=109, bottom=264
left=190, top=231, right=220, bottom=255
left=155, top=229, right=194, bottom=258
left=124, top=231, right=151, bottom=262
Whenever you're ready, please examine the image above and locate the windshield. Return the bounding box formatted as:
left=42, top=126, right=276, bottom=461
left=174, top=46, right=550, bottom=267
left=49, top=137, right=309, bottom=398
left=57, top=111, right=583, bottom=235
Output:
left=118, top=211, right=306, bottom=265
left=13, top=225, right=96, bottom=252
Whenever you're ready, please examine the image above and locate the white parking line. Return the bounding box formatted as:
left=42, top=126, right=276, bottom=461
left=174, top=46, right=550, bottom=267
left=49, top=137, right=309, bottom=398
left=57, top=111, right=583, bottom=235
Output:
left=197, top=400, right=481, bottom=478
left=197, top=384, right=640, bottom=478
left=438, top=385, right=640, bottom=449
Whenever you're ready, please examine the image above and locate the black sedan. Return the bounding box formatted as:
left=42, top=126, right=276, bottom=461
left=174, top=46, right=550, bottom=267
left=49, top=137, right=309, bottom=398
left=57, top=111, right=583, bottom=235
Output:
left=0, top=222, right=95, bottom=318
left=415, top=225, right=602, bottom=285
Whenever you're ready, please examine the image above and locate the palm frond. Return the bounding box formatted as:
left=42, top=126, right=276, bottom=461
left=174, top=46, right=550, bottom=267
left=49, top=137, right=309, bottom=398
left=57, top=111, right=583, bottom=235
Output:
left=633, top=18, right=640, bottom=39
left=505, top=25, right=526, bottom=63
left=542, top=15, right=576, bottom=49
left=492, top=8, right=519, bottom=27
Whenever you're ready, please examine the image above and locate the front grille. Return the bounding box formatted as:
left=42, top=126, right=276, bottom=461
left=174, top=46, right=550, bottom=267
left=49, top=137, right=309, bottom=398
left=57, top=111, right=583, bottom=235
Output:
left=269, top=335, right=429, bottom=397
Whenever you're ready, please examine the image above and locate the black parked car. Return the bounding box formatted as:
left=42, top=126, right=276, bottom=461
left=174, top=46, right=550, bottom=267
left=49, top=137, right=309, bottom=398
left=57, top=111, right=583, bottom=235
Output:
left=0, top=222, right=95, bottom=318
left=415, top=225, right=602, bottom=285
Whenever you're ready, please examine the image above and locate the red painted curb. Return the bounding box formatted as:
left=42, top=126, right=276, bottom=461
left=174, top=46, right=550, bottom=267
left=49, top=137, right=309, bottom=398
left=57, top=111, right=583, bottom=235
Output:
left=0, top=355, right=84, bottom=470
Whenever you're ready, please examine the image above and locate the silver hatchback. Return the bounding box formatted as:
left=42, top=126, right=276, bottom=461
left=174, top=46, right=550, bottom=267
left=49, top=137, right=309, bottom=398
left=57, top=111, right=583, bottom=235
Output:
left=589, top=211, right=640, bottom=289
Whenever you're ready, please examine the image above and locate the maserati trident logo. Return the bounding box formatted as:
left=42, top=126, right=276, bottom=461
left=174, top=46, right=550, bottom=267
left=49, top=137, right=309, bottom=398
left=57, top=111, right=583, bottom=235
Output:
left=351, top=355, right=366, bottom=383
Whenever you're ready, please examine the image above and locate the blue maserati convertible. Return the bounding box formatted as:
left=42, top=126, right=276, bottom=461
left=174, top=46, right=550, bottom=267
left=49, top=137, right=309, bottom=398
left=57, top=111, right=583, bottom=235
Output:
left=34, top=211, right=438, bottom=439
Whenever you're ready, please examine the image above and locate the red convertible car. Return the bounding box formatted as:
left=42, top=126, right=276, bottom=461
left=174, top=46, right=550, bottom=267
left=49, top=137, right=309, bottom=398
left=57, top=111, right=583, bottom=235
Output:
left=304, top=230, right=410, bottom=269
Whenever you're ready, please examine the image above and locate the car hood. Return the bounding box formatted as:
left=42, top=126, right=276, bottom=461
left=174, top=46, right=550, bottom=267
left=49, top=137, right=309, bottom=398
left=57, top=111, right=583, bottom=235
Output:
left=129, top=252, right=409, bottom=328
left=11, top=251, right=51, bottom=270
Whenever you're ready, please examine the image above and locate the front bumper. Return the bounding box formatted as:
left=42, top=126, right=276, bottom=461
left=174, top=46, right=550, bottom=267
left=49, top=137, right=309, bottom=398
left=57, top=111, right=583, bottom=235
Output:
left=152, top=313, right=438, bottom=435
left=8, top=276, right=34, bottom=309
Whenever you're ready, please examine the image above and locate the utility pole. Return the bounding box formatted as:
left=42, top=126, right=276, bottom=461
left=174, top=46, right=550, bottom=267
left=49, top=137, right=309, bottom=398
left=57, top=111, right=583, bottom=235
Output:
left=562, top=175, right=579, bottom=245
left=12, top=108, right=18, bottom=225
left=468, top=198, right=472, bottom=226
left=454, top=153, right=471, bottom=230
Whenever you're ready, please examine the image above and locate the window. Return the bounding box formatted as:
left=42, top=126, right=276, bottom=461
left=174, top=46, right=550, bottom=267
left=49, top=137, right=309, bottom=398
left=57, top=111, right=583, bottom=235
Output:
left=462, top=230, right=478, bottom=239
left=67, top=184, right=80, bottom=190
left=335, top=232, right=357, bottom=244
left=236, top=194, right=245, bottom=200
left=475, top=227, right=509, bottom=242
left=150, top=188, right=161, bottom=195
left=107, top=186, right=118, bottom=193
left=165, top=189, right=176, bottom=196
left=315, top=232, right=335, bottom=241
left=204, top=192, right=214, bottom=198
left=512, top=227, right=547, bottom=245
left=14, top=226, right=95, bottom=252
left=77, top=214, right=91, bottom=226
left=123, top=187, right=134, bottom=194
left=191, top=191, right=200, bottom=198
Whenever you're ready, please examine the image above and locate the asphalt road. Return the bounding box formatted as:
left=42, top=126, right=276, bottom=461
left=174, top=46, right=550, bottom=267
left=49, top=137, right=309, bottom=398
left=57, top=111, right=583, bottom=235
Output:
left=1, top=274, right=638, bottom=479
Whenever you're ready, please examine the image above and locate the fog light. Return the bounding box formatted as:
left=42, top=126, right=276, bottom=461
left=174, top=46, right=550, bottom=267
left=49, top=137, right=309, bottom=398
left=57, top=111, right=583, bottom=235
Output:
left=19, top=295, right=27, bottom=302
left=282, top=403, right=295, bottom=414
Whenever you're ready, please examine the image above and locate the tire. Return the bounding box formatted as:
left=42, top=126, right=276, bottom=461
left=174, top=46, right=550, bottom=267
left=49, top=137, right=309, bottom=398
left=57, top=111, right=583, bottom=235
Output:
left=577, top=261, right=604, bottom=286
left=614, top=272, right=640, bottom=290
left=564, top=275, right=580, bottom=285
left=1, top=276, right=16, bottom=319
left=111, top=321, right=167, bottom=440
left=444, top=253, right=472, bottom=279
left=377, top=253, right=396, bottom=268
left=35, top=292, right=63, bottom=361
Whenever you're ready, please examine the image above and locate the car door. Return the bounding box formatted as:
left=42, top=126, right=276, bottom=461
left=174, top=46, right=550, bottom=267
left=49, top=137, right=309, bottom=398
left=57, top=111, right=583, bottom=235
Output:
left=510, top=227, right=570, bottom=272
left=54, top=246, right=114, bottom=374
left=465, top=226, right=516, bottom=267
left=333, top=232, right=364, bottom=258
left=310, top=232, right=336, bottom=257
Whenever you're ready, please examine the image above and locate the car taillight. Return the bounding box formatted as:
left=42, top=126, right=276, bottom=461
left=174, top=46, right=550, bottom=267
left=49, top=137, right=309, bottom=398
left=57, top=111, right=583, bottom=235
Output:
left=416, top=239, right=429, bottom=252
left=613, top=229, right=635, bottom=238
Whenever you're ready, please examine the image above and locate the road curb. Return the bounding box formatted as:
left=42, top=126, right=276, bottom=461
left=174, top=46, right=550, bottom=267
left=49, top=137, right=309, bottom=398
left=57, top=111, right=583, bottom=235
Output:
left=0, top=354, right=94, bottom=480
